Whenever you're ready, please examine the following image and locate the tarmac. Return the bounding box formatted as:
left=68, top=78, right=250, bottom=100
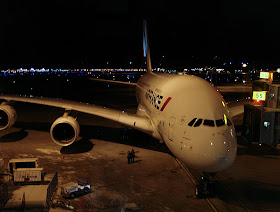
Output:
left=0, top=124, right=211, bottom=211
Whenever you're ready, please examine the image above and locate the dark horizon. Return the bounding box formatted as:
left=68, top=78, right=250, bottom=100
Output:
left=0, top=1, right=279, bottom=69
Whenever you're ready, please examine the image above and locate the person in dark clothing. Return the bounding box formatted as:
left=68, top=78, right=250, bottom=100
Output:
left=131, top=149, right=135, bottom=163
left=127, top=151, right=131, bottom=164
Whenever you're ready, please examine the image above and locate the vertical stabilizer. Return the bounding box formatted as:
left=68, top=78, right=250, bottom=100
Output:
left=143, top=20, right=152, bottom=73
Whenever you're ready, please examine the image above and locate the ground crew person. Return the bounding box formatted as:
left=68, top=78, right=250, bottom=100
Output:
left=127, top=150, right=131, bottom=164
left=131, top=149, right=135, bottom=163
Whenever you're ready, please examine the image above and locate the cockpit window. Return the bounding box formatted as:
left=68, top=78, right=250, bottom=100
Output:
left=194, top=119, right=202, bottom=127
left=203, top=119, right=215, bottom=127
left=227, top=118, right=232, bottom=126
left=188, top=118, right=197, bottom=126
left=188, top=117, right=232, bottom=128
left=216, top=119, right=225, bottom=127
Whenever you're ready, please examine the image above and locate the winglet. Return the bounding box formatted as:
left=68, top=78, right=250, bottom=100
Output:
left=143, top=20, right=152, bottom=73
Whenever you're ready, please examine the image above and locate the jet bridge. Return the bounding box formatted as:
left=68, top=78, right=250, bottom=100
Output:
left=242, top=73, right=280, bottom=148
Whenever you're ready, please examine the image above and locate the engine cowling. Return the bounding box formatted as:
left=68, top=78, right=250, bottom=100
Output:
left=50, top=115, right=80, bottom=146
left=0, top=105, right=17, bottom=130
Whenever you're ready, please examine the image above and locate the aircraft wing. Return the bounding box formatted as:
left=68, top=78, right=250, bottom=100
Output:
left=227, top=99, right=250, bottom=118
left=0, top=94, right=153, bottom=134
left=89, top=78, right=137, bottom=86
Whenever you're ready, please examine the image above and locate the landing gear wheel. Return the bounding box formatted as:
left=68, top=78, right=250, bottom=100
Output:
left=195, top=172, right=213, bottom=199
left=195, top=184, right=203, bottom=199
left=70, top=193, right=75, bottom=199
left=84, top=187, right=90, bottom=193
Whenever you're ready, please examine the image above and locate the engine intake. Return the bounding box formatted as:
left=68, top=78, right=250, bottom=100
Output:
left=50, top=115, right=80, bottom=146
left=0, top=105, right=17, bottom=130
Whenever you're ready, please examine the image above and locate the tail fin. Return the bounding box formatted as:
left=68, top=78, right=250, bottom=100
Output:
left=143, top=20, right=152, bottom=73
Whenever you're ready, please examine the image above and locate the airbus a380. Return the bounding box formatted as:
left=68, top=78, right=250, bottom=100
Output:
left=0, top=21, right=243, bottom=196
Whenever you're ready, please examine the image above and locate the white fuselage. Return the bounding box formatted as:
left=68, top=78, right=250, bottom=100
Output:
left=136, top=72, right=237, bottom=173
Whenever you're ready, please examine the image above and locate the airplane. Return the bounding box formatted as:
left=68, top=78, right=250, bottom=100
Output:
left=0, top=21, right=244, bottom=197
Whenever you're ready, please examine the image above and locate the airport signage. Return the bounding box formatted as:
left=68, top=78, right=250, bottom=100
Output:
left=260, top=72, right=273, bottom=82
left=260, top=72, right=269, bottom=79
left=253, top=91, right=267, bottom=101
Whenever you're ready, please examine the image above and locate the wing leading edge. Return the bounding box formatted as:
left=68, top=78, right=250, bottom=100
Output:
left=0, top=94, right=153, bottom=134
left=89, top=78, right=137, bottom=86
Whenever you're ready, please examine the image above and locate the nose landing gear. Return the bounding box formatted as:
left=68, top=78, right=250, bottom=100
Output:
left=195, top=172, right=213, bottom=199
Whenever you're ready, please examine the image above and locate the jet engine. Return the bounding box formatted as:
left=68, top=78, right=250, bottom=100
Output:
left=0, top=104, right=17, bottom=130
left=50, top=115, right=80, bottom=146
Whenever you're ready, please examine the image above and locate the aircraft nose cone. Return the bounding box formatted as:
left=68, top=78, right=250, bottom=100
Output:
left=191, top=130, right=237, bottom=173
left=205, top=132, right=237, bottom=172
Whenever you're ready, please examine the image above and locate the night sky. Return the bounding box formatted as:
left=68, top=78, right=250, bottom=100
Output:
left=0, top=0, right=279, bottom=69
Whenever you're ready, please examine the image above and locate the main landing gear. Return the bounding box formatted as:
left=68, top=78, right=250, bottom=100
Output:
left=195, top=172, right=213, bottom=199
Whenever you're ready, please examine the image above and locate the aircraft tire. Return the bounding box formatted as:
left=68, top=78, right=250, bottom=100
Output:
left=84, top=187, right=90, bottom=193
left=70, top=193, right=75, bottom=199
left=195, top=184, right=203, bottom=199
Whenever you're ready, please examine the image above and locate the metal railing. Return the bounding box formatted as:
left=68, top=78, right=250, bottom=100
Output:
left=45, top=172, right=58, bottom=211
left=0, top=183, right=8, bottom=211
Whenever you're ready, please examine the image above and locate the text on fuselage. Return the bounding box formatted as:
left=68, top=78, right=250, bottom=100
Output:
left=145, top=89, right=163, bottom=110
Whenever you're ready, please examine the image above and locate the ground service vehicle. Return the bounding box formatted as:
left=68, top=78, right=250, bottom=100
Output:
left=61, top=179, right=90, bottom=198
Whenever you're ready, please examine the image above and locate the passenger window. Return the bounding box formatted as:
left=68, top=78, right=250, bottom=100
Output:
left=204, top=120, right=215, bottom=127
left=216, top=119, right=225, bottom=127
left=194, top=119, right=202, bottom=127
left=188, top=118, right=197, bottom=126
left=227, top=118, right=232, bottom=126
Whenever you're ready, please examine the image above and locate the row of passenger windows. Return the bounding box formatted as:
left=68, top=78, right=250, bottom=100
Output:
left=188, top=117, right=232, bottom=127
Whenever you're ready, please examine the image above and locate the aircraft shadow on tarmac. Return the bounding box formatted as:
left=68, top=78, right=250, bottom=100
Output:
left=7, top=121, right=172, bottom=155
left=213, top=179, right=280, bottom=210
left=0, top=129, right=28, bottom=143
left=237, top=143, right=280, bottom=156
left=60, top=138, right=95, bottom=154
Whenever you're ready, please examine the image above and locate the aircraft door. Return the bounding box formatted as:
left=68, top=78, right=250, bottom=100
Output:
left=168, top=117, right=176, bottom=141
